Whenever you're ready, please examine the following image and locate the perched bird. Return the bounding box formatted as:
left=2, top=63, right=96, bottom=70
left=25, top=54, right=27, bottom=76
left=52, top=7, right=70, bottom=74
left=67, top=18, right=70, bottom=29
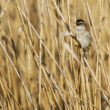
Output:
left=76, top=19, right=91, bottom=59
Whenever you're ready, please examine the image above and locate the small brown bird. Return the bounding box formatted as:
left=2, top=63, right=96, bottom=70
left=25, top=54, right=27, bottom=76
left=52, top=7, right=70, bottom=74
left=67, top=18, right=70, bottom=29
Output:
left=76, top=19, right=91, bottom=58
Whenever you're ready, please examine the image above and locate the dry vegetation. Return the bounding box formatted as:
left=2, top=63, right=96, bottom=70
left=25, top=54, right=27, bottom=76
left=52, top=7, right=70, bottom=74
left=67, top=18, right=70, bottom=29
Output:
left=0, top=0, right=110, bottom=110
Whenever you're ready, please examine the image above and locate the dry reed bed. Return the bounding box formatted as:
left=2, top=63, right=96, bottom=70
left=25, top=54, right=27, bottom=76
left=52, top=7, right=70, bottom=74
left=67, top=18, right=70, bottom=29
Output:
left=0, top=0, right=110, bottom=110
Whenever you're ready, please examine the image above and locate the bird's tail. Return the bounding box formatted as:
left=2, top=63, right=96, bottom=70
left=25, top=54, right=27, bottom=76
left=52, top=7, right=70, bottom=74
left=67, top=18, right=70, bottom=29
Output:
left=83, top=51, right=88, bottom=66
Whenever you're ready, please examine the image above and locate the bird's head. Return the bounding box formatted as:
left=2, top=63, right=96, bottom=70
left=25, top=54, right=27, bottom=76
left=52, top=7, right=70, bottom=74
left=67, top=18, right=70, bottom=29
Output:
left=76, top=19, right=85, bottom=26
left=75, top=19, right=86, bottom=33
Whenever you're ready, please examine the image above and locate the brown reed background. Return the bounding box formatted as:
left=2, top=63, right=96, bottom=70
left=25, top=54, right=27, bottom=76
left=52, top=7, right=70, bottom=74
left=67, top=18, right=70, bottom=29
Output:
left=0, top=0, right=110, bottom=110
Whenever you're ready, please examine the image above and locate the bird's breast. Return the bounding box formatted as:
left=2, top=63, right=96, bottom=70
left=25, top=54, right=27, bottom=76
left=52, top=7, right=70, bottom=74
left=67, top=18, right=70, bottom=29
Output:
left=76, top=31, right=91, bottom=49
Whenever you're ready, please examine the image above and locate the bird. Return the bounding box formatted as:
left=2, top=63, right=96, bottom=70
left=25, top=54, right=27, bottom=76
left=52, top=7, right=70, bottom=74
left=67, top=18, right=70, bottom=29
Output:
left=75, top=19, right=91, bottom=59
